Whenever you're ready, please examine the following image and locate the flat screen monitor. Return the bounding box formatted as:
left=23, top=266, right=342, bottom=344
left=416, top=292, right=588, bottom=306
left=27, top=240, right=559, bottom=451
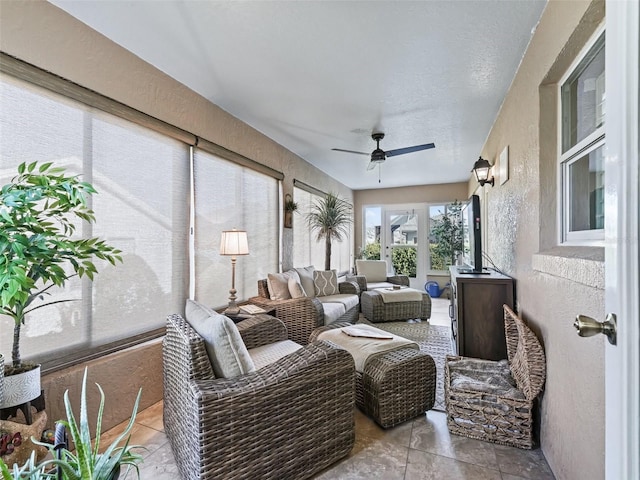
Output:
left=460, top=194, right=483, bottom=273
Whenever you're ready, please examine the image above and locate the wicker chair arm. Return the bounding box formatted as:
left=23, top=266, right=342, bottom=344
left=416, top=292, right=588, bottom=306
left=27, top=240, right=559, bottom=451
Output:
left=387, top=275, right=410, bottom=286
left=247, top=295, right=324, bottom=345
left=350, top=275, right=368, bottom=293
left=237, top=314, right=288, bottom=350
left=192, top=341, right=354, bottom=400
left=338, top=280, right=360, bottom=295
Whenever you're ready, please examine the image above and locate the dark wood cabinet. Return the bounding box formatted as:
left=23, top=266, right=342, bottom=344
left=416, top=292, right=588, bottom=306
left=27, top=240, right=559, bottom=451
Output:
left=449, top=266, right=515, bottom=361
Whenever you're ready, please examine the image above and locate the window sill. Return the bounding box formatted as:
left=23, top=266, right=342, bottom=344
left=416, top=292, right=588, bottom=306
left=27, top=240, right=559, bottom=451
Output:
left=532, top=246, right=604, bottom=289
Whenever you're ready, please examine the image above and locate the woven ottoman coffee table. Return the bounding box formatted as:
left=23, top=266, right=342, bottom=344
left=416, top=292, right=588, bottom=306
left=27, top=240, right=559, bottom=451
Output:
left=310, top=322, right=436, bottom=428
left=361, top=287, right=432, bottom=323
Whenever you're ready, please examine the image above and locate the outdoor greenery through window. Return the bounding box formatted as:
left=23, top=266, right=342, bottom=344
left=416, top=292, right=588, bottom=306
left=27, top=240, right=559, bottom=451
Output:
left=560, top=29, right=605, bottom=244
left=362, top=203, right=462, bottom=276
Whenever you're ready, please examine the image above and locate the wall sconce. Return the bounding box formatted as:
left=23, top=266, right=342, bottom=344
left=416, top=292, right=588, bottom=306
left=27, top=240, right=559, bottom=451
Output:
left=472, top=156, right=495, bottom=187
left=219, top=229, right=249, bottom=315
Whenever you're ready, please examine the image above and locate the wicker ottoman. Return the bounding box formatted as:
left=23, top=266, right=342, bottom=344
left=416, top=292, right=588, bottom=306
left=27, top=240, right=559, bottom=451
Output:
left=361, top=288, right=432, bottom=323
left=310, top=323, right=436, bottom=428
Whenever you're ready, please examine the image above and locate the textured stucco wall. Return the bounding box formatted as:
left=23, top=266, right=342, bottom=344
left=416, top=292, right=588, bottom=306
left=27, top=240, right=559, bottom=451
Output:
left=0, top=0, right=352, bottom=431
left=478, top=1, right=606, bottom=479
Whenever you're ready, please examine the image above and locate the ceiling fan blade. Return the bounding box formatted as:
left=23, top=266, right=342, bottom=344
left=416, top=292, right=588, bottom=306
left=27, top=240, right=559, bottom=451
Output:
left=366, top=160, right=377, bottom=171
left=331, top=148, right=370, bottom=156
left=385, top=143, right=435, bottom=157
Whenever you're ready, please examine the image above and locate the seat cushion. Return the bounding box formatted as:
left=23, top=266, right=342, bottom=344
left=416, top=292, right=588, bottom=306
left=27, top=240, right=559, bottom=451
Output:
left=184, top=299, right=256, bottom=378
left=319, top=294, right=359, bottom=312
left=322, top=302, right=346, bottom=325
left=313, top=269, right=340, bottom=296
left=367, top=281, right=396, bottom=290
left=355, top=260, right=388, bottom=282
left=248, top=340, right=303, bottom=370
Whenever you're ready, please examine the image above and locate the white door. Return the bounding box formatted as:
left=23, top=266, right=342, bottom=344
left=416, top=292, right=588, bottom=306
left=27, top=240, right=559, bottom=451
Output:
left=603, top=2, right=639, bottom=478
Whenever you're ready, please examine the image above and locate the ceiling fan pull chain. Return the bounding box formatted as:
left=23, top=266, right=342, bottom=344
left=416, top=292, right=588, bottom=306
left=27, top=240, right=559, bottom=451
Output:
left=379, top=164, right=381, bottom=183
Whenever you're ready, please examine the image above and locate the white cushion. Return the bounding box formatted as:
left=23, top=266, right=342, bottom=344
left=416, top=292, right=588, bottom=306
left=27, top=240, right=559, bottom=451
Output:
left=294, top=266, right=316, bottom=298
left=313, top=269, right=340, bottom=296
left=267, top=272, right=293, bottom=300
left=184, top=299, right=256, bottom=378
left=356, top=260, right=388, bottom=282
left=322, top=302, right=346, bottom=325
left=288, top=276, right=307, bottom=298
left=249, top=340, right=302, bottom=370
left=368, top=281, right=397, bottom=290
left=319, top=294, right=359, bottom=312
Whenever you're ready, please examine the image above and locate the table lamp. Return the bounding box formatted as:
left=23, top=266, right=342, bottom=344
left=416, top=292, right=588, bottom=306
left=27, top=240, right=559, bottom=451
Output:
left=219, top=229, right=249, bottom=315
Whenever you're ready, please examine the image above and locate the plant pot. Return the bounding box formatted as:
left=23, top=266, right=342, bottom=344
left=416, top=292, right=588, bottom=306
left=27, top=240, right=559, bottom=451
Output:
left=0, top=364, right=41, bottom=409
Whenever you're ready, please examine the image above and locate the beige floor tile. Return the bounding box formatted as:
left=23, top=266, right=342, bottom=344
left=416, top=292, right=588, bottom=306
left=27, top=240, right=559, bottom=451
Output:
left=135, top=400, right=165, bottom=431
left=493, top=444, right=556, bottom=480
left=405, top=448, right=502, bottom=480
left=410, top=411, right=499, bottom=470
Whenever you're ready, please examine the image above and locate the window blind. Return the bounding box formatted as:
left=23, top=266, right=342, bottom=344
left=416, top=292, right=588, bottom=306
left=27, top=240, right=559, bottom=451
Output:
left=0, top=73, right=190, bottom=371
left=193, top=150, right=279, bottom=308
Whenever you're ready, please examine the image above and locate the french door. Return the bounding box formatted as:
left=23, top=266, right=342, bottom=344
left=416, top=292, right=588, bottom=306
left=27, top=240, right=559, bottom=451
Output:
left=382, top=206, right=426, bottom=290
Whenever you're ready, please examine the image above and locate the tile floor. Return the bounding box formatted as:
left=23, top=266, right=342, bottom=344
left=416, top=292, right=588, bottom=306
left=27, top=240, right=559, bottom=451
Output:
left=108, top=298, right=555, bottom=479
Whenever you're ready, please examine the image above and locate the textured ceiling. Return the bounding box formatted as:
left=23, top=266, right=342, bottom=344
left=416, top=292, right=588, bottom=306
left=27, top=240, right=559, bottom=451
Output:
left=50, top=0, right=546, bottom=190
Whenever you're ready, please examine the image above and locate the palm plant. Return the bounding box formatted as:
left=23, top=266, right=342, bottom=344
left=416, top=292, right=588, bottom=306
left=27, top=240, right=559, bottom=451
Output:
left=0, top=162, right=122, bottom=372
left=306, top=192, right=352, bottom=270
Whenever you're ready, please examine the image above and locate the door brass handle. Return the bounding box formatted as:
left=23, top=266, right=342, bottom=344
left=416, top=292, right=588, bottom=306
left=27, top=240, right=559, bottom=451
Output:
left=574, top=313, right=617, bottom=346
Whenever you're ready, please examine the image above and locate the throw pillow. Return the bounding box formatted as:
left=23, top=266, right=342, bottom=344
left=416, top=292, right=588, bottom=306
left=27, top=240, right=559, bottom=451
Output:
left=313, top=269, right=340, bottom=296
left=184, top=299, right=256, bottom=378
left=288, top=276, right=307, bottom=298
left=267, top=272, right=293, bottom=300
left=294, top=265, right=316, bottom=298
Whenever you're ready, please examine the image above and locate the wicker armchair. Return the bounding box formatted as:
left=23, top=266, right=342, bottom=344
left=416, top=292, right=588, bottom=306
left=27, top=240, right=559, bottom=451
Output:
left=163, top=314, right=356, bottom=480
left=248, top=279, right=359, bottom=345
left=444, top=305, right=546, bottom=449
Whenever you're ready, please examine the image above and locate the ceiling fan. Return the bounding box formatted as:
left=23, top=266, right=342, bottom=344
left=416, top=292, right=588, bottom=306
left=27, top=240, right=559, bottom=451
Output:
left=332, top=132, right=435, bottom=171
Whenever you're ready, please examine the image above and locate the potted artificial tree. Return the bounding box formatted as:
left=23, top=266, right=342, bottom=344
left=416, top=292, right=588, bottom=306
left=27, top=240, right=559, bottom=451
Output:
left=306, top=192, right=352, bottom=270
left=0, top=162, right=122, bottom=413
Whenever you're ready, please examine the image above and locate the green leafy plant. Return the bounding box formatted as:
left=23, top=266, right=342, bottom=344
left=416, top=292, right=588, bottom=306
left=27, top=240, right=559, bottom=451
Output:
left=306, top=192, right=352, bottom=270
left=430, top=201, right=463, bottom=270
left=0, top=368, right=143, bottom=479
left=0, top=162, right=122, bottom=371
left=391, top=247, right=417, bottom=277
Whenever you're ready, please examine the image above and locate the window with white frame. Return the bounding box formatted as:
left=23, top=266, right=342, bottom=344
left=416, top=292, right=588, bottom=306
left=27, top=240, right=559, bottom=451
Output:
left=559, top=30, right=605, bottom=244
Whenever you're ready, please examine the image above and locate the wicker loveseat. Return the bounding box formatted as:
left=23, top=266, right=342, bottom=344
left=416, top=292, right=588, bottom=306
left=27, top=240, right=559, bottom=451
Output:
left=163, top=312, right=355, bottom=479
left=248, top=267, right=360, bottom=345
left=444, top=304, right=546, bottom=449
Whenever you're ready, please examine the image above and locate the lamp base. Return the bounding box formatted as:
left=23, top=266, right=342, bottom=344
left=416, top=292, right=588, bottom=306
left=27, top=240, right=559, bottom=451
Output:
left=223, top=303, right=240, bottom=316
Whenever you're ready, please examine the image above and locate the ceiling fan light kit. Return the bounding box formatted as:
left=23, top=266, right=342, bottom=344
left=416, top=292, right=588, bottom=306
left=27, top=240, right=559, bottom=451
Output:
left=332, top=132, right=436, bottom=177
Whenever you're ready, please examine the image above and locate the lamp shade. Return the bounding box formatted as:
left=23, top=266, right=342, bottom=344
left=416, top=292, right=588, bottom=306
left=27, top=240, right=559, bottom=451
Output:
left=220, top=229, right=249, bottom=256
